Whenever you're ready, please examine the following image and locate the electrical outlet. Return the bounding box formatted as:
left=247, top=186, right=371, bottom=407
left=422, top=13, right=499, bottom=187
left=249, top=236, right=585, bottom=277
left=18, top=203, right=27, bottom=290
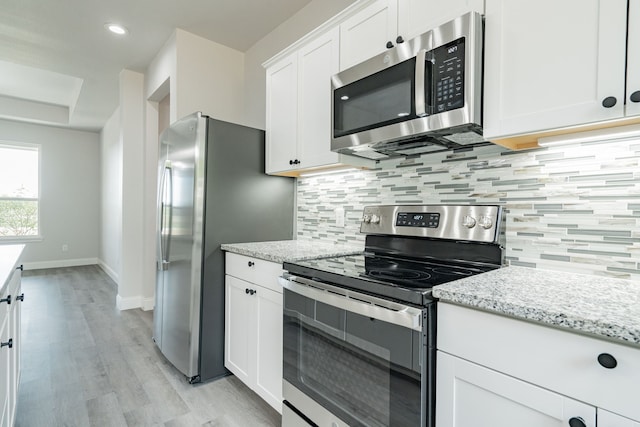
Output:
left=335, top=208, right=345, bottom=227
left=62, top=244, right=68, bottom=252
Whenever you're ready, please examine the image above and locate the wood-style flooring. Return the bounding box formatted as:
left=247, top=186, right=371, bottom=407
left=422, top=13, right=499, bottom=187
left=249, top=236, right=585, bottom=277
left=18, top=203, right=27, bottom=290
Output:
left=16, top=265, right=281, bottom=427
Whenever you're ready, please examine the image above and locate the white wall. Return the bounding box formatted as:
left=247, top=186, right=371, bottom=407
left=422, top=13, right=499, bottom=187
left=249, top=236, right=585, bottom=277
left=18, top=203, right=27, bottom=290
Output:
left=0, top=119, right=100, bottom=268
left=243, top=0, right=356, bottom=129
left=99, top=108, right=122, bottom=280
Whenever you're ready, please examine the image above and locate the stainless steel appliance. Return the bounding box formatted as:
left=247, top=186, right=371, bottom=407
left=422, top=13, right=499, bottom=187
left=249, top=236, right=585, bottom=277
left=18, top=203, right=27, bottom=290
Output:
left=281, top=205, right=504, bottom=426
left=331, top=12, right=484, bottom=160
left=154, top=112, right=294, bottom=383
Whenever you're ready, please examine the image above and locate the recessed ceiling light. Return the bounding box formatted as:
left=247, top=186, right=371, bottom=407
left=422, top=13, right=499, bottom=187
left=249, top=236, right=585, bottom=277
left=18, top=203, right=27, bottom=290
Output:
left=105, top=23, right=128, bottom=35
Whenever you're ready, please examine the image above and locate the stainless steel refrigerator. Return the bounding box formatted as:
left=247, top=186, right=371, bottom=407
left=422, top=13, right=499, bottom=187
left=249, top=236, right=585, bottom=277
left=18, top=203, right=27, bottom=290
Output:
left=154, top=112, right=294, bottom=383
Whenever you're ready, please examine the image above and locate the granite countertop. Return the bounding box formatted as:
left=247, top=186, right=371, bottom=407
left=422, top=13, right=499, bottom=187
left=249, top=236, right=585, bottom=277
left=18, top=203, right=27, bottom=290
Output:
left=221, top=240, right=363, bottom=263
left=1, top=245, right=25, bottom=293
left=432, top=266, right=640, bottom=347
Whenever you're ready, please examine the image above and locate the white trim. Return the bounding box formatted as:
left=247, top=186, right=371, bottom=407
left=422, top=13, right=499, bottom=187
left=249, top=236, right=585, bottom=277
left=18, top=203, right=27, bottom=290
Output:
left=97, top=260, right=119, bottom=284
left=23, top=257, right=98, bottom=270
left=116, top=294, right=141, bottom=311
left=141, top=297, right=155, bottom=311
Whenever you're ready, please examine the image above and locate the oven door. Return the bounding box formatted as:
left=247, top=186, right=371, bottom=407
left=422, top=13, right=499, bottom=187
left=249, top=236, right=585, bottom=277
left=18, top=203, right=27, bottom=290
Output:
left=281, top=274, right=433, bottom=427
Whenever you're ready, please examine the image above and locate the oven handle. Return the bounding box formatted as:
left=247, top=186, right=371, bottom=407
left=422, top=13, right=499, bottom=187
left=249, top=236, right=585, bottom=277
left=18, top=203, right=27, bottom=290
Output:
left=280, top=273, right=423, bottom=331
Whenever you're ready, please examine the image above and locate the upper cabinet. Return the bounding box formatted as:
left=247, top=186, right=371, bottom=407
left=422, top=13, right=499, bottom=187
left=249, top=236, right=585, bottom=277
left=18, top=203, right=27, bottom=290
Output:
left=339, top=0, right=484, bottom=71
left=265, top=28, right=342, bottom=175
left=339, top=0, right=398, bottom=71
left=484, top=0, right=640, bottom=147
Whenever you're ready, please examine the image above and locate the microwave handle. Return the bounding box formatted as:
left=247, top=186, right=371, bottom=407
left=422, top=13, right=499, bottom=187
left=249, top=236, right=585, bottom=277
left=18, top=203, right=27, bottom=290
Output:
left=415, top=49, right=428, bottom=117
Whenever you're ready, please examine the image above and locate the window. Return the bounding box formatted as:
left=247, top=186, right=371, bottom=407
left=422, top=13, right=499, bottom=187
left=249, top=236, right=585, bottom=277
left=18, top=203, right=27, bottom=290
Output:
left=0, top=142, right=40, bottom=240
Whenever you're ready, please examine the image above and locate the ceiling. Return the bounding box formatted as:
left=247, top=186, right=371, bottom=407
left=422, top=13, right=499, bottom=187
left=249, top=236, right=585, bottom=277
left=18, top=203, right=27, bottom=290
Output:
left=0, top=0, right=313, bottom=132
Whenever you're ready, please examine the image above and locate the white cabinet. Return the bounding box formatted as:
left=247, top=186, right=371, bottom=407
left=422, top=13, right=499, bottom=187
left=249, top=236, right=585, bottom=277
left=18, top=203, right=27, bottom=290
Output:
left=437, top=352, right=596, bottom=427
left=627, top=0, right=640, bottom=117
left=398, top=0, right=484, bottom=42
left=266, top=28, right=342, bottom=175
left=224, top=253, right=283, bottom=413
left=339, top=0, right=484, bottom=71
left=437, top=303, right=640, bottom=426
left=599, top=410, right=640, bottom=427
left=339, top=0, right=398, bottom=71
left=0, top=264, right=22, bottom=427
left=483, top=0, right=639, bottom=145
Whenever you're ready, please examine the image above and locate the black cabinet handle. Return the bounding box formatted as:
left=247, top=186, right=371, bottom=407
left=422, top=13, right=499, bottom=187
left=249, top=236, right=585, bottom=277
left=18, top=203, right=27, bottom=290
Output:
left=247, top=261, right=254, bottom=267
left=0, top=295, right=11, bottom=305
left=396, top=35, right=404, bottom=44
left=568, top=417, right=586, bottom=427
left=630, top=91, right=640, bottom=103
left=16, top=293, right=24, bottom=302
left=597, top=352, right=617, bottom=369
left=16, top=265, right=23, bottom=271
left=295, top=159, right=300, bottom=165
left=386, top=41, right=394, bottom=49
left=245, top=288, right=250, bottom=294
left=289, top=160, right=294, bottom=165
left=249, top=289, right=257, bottom=296
left=0, top=339, right=12, bottom=349
left=602, top=96, right=617, bottom=108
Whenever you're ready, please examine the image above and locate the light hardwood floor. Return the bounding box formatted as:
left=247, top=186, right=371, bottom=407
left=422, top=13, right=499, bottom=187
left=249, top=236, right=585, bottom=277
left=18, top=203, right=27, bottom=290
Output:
left=16, top=265, right=281, bottom=427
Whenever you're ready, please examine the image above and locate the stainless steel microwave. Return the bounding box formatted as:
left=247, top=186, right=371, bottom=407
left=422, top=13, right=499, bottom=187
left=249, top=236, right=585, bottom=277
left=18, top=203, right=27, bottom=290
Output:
left=331, top=12, right=485, bottom=160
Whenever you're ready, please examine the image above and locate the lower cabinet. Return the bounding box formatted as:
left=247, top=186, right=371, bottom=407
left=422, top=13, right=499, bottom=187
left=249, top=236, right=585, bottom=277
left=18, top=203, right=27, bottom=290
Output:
left=437, top=352, right=596, bottom=427
left=1, top=264, right=23, bottom=427
left=436, top=303, right=640, bottom=427
left=224, top=254, right=283, bottom=413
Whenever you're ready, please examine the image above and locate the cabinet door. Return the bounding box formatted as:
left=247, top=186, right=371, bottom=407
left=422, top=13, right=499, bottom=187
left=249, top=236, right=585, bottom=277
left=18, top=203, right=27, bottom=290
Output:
left=599, top=410, right=640, bottom=427
left=254, top=286, right=283, bottom=413
left=266, top=52, right=298, bottom=174
left=224, top=275, right=254, bottom=385
left=0, top=316, right=9, bottom=427
left=436, top=352, right=596, bottom=427
left=627, top=0, right=640, bottom=117
left=398, top=0, right=484, bottom=40
left=7, top=279, right=20, bottom=427
left=483, top=0, right=628, bottom=140
left=297, top=27, right=341, bottom=170
left=339, top=0, right=398, bottom=71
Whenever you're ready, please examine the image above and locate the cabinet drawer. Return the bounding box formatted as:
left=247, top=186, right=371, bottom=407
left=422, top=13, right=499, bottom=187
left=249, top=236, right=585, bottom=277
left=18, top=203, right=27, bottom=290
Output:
left=437, top=303, right=640, bottom=421
left=225, top=253, right=284, bottom=294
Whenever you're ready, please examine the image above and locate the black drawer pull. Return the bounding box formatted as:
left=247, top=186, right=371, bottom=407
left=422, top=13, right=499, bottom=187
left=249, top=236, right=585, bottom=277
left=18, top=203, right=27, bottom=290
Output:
left=0, top=295, right=11, bottom=305
left=16, top=293, right=24, bottom=302
left=597, top=352, right=617, bottom=369
left=16, top=265, right=23, bottom=271
left=568, top=417, right=586, bottom=427
left=630, top=90, right=640, bottom=103
left=0, top=339, right=12, bottom=349
left=247, top=261, right=254, bottom=267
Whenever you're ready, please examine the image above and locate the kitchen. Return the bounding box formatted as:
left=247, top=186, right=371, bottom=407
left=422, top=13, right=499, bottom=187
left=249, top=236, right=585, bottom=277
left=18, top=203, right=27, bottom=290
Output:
left=1, top=0, right=640, bottom=426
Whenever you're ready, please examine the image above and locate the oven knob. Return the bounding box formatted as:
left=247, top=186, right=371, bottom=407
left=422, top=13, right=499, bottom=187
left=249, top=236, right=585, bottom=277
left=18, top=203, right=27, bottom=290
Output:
left=370, top=214, right=381, bottom=224
left=478, top=215, right=493, bottom=229
left=462, top=215, right=476, bottom=228
left=362, top=214, right=371, bottom=223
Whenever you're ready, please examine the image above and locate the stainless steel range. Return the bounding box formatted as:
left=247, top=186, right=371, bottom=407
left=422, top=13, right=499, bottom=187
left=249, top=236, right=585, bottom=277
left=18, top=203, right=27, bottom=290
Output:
left=280, top=204, right=504, bottom=427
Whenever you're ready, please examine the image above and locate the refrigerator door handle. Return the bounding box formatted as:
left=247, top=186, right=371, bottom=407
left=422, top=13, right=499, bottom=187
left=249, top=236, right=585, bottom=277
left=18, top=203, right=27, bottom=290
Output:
left=158, top=162, right=173, bottom=270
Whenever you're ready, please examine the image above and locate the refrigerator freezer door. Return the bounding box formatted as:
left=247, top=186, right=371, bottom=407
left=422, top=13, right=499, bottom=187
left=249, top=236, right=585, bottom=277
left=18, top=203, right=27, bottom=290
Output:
left=154, top=112, right=206, bottom=380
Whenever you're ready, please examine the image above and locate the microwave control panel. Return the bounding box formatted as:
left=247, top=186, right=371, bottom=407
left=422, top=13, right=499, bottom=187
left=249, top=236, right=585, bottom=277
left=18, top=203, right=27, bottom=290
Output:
left=432, top=37, right=465, bottom=113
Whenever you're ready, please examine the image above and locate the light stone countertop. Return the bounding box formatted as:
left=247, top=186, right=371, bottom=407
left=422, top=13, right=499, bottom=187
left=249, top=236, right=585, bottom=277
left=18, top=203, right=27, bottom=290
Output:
left=221, top=240, right=363, bottom=264
left=0, top=245, right=25, bottom=293
left=432, top=266, right=640, bottom=347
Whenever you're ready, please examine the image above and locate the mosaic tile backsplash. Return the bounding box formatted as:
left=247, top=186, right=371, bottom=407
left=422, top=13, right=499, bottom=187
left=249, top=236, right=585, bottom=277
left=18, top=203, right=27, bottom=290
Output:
left=296, top=138, right=640, bottom=281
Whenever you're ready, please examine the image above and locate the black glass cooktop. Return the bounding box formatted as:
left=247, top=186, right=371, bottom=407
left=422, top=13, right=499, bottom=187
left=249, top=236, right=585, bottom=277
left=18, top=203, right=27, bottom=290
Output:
left=283, top=253, right=498, bottom=306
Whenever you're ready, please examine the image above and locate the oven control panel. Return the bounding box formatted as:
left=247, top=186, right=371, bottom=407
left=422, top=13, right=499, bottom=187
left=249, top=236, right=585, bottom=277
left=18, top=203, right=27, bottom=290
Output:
left=395, top=212, right=440, bottom=228
left=360, top=204, right=503, bottom=243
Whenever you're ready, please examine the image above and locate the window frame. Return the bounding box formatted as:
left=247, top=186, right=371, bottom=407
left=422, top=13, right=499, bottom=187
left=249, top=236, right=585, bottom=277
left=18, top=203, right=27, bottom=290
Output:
left=0, top=141, right=42, bottom=243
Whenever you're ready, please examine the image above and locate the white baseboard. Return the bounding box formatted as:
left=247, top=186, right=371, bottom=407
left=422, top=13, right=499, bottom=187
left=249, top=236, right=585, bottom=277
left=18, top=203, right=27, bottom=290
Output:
left=97, top=260, right=119, bottom=284
left=141, top=297, right=155, bottom=311
left=23, top=257, right=98, bottom=270
left=116, top=294, right=141, bottom=311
